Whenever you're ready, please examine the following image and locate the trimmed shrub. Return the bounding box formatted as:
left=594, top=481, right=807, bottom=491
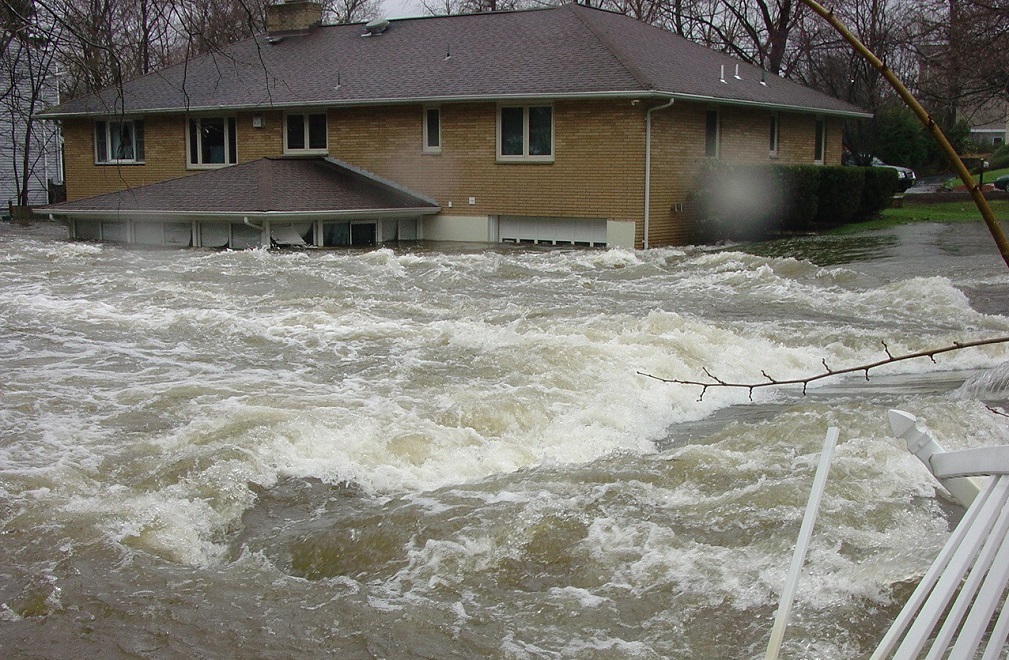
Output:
left=990, top=144, right=1009, bottom=171
left=858, top=166, right=900, bottom=219
left=814, top=166, right=865, bottom=226
left=691, top=162, right=904, bottom=242
left=690, top=163, right=776, bottom=241
left=691, top=163, right=820, bottom=241
left=777, top=165, right=820, bottom=231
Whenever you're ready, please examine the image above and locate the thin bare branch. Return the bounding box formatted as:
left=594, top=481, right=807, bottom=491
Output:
left=639, top=336, right=1009, bottom=401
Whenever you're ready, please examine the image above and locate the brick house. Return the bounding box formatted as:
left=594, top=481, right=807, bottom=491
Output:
left=41, top=1, right=869, bottom=249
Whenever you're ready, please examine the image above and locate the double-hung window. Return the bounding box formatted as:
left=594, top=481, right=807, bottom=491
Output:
left=188, top=116, right=237, bottom=167
left=498, top=105, right=553, bottom=161
left=704, top=110, right=719, bottom=158
left=814, top=118, right=825, bottom=164
left=769, top=113, right=779, bottom=158
left=95, top=119, right=144, bottom=164
left=423, top=106, right=441, bottom=154
left=285, top=112, right=327, bottom=153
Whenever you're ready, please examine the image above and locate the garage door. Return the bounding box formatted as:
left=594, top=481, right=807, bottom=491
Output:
left=498, top=216, right=607, bottom=247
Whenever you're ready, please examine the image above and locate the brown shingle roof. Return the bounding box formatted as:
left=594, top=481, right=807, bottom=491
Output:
left=45, top=157, right=439, bottom=217
left=43, top=4, right=868, bottom=119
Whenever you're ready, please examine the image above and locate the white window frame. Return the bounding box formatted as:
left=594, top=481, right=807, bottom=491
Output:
left=94, top=118, right=144, bottom=164
left=187, top=116, right=237, bottom=169
left=769, top=112, right=780, bottom=159
left=704, top=109, right=720, bottom=159
left=814, top=117, right=826, bottom=164
left=284, top=111, right=328, bottom=154
left=496, top=104, right=554, bottom=163
left=423, top=106, right=441, bottom=154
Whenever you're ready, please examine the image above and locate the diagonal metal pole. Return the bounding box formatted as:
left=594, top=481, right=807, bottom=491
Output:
left=798, top=0, right=1009, bottom=270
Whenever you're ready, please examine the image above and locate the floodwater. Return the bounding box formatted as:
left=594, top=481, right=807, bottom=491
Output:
left=2, top=220, right=1008, bottom=659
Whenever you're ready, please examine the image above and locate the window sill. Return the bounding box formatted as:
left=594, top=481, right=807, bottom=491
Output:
left=187, top=163, right=234, bottom=170
left=284, top=149, right=328, bottom=156
left=95, top=160, right=145, bottom=166
left=496, top=156, right=554, bottom=164
left=423, top=148, right=442, bottom=155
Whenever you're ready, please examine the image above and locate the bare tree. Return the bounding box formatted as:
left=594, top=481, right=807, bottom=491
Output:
left=912, top=0, right=1009, bottom=134
left=790, top=0, right=919, bottom=156
left=324, top=0, right=381, bottom=23
left=0, top=0, right=62, bottom=208
left=173, top=0, right=267, bottom=61
left=418, top=0, right=548, bottom=16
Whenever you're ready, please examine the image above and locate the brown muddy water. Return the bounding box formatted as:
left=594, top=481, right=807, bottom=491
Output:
left=1, top=220, right=1008, bottom=658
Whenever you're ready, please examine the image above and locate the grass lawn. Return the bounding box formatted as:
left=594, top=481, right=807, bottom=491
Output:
left=832, top=198, right=1009, bottom=233
left=944, top=167, right=1009, bottom=189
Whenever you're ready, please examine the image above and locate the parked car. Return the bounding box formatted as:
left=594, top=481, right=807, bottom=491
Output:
left=994, top=174, right=1009, bottom=191
left=868, top=157, right=917, bottom=191
left=842, top=152, right=917, bottom=191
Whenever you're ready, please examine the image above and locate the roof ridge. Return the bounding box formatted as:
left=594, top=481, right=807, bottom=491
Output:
left=567, top=3, right=656, bottom=92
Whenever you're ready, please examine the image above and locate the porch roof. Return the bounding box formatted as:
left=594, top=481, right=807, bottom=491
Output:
left=44, top=157, right=440, bottom=221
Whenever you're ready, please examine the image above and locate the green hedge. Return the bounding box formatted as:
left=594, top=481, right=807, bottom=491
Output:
left=692, top=163, right=898, bottom=242
left=990, top=144, right=1009, bottom=171
left=690, top=163, right=818, bottom=241
left=815, top=166, right=865, bottom=226
left=858, top=167, right=900, bottom=218
left=776, top=165, right=821, bottom=231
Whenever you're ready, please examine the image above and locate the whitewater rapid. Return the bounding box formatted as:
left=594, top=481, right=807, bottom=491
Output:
left=1, top=221, right=1008, bottom=657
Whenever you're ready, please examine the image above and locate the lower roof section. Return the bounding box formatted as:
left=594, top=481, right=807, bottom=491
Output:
left=44, top=156, right=440, bottom=222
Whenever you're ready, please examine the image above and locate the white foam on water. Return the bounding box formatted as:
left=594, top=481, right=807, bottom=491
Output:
left=956, top=359, right=1009, bottom=399
left=547, top=585, right=612, bottom=608
left=2, top=236, right=1008, bottom=573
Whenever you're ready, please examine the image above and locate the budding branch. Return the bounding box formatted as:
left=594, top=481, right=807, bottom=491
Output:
left=638, top=336, right=1009, bottom=401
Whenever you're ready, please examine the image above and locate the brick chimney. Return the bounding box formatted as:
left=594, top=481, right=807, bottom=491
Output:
left=266, top=1, right=323, bottom=36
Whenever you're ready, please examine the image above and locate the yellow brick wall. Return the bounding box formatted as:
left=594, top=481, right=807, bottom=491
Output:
left=63, top=100, right=846, bottom=248
left=327, top=100, right=647, bottom=229
left=64, top=115, right=190, bottom=200
left=236, top=111, right=285, bottom=161
left=63, top=112, right=291, bottom=200
left=643, top=103, right=842, bottom=246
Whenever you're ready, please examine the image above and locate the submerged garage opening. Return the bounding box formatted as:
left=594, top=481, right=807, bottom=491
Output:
left=498, top=216, right=608, bottom=247
left=351, top=223, right=376, bottom=245
left=321, top=219, right=419, bottom=247
left=323, top=221, right=375, bottom=246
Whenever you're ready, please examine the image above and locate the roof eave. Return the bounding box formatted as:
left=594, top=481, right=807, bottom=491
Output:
left=38, top=89, right=869, bottom=120
left=44, top=207, right=441, bottom=222
left=668, top=91, right=871, bottom=119
left=37, top=91, right=655, bottom=119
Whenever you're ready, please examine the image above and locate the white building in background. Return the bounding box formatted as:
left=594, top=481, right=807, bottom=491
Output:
left=967, top=99, right=1008, bottom=150
left=0, top=40, right=63, bottom=210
